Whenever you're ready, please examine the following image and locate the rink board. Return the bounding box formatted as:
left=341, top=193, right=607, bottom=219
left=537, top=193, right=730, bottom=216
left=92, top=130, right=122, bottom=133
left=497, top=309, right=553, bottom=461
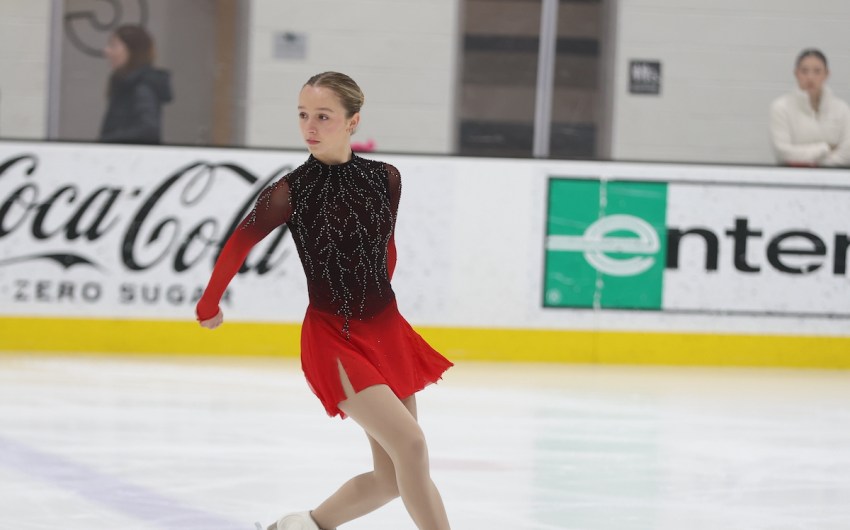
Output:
left=1, top=141, right=849, bottom=367
left=1, top=317, right=849, bottom=369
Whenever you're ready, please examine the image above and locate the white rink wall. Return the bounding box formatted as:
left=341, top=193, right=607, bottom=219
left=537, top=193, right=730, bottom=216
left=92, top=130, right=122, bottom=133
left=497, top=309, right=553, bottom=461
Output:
left=0, top=141, right=848, bottom=339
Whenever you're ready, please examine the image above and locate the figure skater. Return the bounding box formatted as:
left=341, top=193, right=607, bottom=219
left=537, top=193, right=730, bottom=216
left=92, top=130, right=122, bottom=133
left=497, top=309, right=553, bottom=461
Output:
left=195, top=72, right=453, bottom=530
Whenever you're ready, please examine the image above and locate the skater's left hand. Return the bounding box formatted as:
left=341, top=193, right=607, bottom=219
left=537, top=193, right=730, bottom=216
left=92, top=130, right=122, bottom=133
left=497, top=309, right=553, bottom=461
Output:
left=199, top=309, right=224, bottom=330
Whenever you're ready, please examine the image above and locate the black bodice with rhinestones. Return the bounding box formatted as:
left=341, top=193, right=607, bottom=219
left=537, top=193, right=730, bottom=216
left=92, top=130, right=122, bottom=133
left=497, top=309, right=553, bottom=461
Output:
left=195, top=154, right=402, bottom=332
left=286, top=154, right=400, bottom=323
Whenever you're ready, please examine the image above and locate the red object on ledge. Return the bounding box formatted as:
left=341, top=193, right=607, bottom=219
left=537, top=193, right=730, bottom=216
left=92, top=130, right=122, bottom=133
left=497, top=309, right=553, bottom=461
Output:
left=351, top=139, right=376, bottom=152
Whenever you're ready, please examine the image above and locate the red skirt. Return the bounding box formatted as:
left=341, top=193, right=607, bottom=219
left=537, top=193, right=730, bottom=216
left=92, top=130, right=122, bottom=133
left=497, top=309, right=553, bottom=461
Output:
left=299, top=299, right=453, bottom=418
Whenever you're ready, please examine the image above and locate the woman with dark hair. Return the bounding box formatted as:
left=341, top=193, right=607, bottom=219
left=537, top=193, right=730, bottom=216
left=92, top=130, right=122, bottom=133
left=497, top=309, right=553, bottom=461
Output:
left=99, top=25, right=172, bottom=144
left=770, top=48, right=850, bottom=167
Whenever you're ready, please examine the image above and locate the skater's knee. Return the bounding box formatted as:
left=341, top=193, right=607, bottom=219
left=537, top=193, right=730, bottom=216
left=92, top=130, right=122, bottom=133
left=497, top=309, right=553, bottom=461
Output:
left=372, top=470, right=400, bottom=501
left=393, top=429, right=429, bottom=468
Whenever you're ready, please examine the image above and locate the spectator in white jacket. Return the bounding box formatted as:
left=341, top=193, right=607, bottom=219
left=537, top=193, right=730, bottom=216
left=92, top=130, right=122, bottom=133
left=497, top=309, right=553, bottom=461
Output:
left=770, top=49, right=850, bottom=167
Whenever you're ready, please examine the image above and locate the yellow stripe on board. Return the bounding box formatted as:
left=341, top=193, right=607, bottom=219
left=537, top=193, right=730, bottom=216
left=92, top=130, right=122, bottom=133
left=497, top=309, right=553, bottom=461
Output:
left=0, top=317, right=302, bottom=357
left=424, top=327, right=850, bottom=369
left=0, top=317, right=848, bottom=369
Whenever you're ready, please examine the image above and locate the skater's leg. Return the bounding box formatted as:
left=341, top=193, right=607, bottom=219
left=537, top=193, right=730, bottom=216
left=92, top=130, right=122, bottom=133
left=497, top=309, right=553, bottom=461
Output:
left=310, top=361, right=417, bottom=528
left=310, top=412, right=414, bottom=526
left=338, top=386, right=449, bottom=529
left=334, top=363, right=449, bottom=529
left=305, top=361, right=449, bottom=530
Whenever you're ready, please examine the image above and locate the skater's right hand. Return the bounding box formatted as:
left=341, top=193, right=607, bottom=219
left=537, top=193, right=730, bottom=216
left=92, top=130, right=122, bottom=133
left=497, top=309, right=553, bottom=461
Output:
left=199, top=309, right=224, bottom=329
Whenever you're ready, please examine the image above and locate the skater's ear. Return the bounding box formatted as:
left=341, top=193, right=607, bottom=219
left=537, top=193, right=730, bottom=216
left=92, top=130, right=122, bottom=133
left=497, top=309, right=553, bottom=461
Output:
left=348, top=112, right=361, bottom=135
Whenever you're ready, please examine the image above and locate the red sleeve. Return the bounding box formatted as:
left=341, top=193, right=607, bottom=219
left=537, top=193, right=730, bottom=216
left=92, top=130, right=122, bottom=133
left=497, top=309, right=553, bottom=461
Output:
left=195, top=179, right=292, bottom=321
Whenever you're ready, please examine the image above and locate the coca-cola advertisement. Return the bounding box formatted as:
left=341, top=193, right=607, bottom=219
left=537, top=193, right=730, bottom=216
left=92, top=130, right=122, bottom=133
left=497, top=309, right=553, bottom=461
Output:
left=0, top=142, right=312, bottom=321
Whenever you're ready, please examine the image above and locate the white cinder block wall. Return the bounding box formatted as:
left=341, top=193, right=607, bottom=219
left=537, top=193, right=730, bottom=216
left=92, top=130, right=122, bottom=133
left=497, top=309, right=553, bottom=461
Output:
left=243, top=0, right=461, bottom=154
left=610, top=0, right=850, bottom=165
left=0, top=1, right=51, bottom=139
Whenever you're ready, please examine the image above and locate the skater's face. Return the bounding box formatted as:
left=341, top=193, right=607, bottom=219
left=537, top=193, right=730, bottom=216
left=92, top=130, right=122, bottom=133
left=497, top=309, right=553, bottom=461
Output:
left=104, top=34, right=129, bottom=70
left=298, top=85, right=360, bottom=163
left=795, top=55, right=829, bottom=97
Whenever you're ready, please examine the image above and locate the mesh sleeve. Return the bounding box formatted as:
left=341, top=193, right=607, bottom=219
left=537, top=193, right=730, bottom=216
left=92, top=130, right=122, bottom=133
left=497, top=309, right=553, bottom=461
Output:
left=385, top=163, right=401, bottom=223
left=195, top=179, right=292, bottom=320
left=384, top=163, right=401, bottom=280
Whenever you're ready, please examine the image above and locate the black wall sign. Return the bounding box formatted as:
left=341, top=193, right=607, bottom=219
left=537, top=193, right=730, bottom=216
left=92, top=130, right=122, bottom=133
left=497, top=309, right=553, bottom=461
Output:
left=629, top=60, right=662, bottom=95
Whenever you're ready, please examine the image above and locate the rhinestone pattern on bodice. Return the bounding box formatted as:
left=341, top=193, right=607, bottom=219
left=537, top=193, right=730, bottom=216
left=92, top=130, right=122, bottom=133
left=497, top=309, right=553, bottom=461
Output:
left=285, top=155, right=398, bottom=330
left=194, top=154, right=402, bottom=336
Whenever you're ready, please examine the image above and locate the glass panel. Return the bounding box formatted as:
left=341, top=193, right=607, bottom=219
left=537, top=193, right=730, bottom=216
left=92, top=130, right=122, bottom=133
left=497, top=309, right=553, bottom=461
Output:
left=55, top=0, right=240, bottom=146
left=458, top=0, right=542, bottom=158
left=549, top=0, right=602, bottom=159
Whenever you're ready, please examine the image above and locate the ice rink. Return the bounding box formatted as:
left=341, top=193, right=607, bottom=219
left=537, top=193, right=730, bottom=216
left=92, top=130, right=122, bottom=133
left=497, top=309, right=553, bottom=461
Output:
left=1, top=354, right=849, bottom=530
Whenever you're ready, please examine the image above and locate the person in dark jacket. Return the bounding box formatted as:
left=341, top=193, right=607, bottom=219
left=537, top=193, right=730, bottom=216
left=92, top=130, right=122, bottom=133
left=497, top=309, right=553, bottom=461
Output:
left=100, top=25, right=172, bottom=144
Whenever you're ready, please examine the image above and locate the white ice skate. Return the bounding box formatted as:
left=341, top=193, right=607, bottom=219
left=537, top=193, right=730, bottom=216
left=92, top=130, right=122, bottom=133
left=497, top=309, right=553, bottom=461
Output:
left=264, top=511, right=320, bottom=530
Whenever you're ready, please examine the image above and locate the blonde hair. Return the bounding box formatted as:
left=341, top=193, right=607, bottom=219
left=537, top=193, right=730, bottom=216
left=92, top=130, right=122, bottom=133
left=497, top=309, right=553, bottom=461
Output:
left=304, top=72, right=365, bottom=118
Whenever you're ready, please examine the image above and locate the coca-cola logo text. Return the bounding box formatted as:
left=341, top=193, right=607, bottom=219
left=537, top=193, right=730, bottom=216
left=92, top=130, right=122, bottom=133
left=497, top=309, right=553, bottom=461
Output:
left=0, top=153, right=293, bottom=276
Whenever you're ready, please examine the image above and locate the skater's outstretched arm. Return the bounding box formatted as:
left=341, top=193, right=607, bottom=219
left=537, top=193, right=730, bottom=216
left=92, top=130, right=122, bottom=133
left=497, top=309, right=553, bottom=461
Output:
left=196, top=179, right=292, bottom=324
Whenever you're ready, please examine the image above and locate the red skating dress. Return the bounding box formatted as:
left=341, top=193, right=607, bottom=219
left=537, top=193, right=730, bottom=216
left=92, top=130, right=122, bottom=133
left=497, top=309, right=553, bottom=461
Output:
left=196, top=154, right=453, bottom=417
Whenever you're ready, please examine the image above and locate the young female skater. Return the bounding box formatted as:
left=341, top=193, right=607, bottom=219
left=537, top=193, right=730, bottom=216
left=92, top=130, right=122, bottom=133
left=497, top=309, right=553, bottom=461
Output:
left=195, top=72, right=454, bottom=530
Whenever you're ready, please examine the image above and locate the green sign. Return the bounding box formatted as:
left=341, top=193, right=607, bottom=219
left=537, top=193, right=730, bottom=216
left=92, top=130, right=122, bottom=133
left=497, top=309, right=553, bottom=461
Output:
left=544, top=178, right=668, bottom=310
